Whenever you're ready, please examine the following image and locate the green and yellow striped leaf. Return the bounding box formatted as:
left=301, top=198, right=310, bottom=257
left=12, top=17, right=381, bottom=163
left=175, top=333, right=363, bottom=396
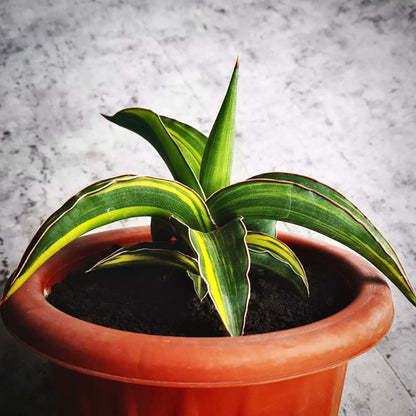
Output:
left=103, top=109, right=205, bottom=197
left=160, top=116, right=207, bottom=180
left=178, top=217, right=250, bottom=336
left=252, top=172, right=405, bottom=272
left=5, top=176, right=215, bottom=300
left=207, top=178, right=416, bottom=305
left=89, top=242, right=199, bottom=275
left=89, top=238, right=208, bottom=300
left=199, top=58, right=238, bottom=197
left=145, top=117, right=209, bottom=240
left=246, top=231, right=308, bottom=298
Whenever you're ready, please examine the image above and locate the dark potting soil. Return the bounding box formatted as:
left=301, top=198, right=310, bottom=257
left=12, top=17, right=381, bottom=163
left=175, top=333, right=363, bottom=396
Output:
left=47, top=260, right=352, bottom=337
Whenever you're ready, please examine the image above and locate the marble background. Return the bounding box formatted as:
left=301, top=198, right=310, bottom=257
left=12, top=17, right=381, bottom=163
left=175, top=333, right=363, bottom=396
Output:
left=0, top=0, right=415, bottom=414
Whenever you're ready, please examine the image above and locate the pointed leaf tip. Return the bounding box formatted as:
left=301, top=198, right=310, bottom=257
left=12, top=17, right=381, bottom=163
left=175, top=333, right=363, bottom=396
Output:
left=200, top=59, right=239, bottom=197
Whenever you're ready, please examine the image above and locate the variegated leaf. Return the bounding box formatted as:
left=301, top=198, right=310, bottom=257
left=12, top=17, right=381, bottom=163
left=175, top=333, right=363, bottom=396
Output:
left=171, top=216, right=250, bottom=336
left=200, top=58, right=238, bottom=197
left=246, top=231, right=308, bottom=298
left=89, top=242, right=199, bottom=275
left=207, top=178, right=416, bottom=305
left=103, top=109, right=205, bottom=197
left=4, top=176, right=215, bottom=301
left=160, top=116, right=207, bottom=180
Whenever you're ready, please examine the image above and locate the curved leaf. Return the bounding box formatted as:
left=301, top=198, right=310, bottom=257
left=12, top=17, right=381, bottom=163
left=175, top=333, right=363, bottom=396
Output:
left=89, top=241, right=199, bottom=275
left=103, top=109, right=205, bottom=197
left=5, top=176, right=215, bottom=300
left=246, top=231, right=309, bottom=298
left=174, top=216, right=250, bottom=336
left=148, top=116, right=208, bottom=240
left=200, top=58, right=238, bottom=197
left=160, top=116, right=207, bottom=180
left=89, top=238, right=208, bottom=301
left=252, top=172, right=406, bottom=275
left=207, top=178, right=416, bottom=305
left=244, top=218, right=277, bottom=237
left=10, top=176, right=135, bottom=283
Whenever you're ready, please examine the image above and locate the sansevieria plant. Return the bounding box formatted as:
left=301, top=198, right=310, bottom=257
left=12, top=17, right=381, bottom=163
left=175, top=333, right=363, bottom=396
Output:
left=2, top=59, right=415, bottom=336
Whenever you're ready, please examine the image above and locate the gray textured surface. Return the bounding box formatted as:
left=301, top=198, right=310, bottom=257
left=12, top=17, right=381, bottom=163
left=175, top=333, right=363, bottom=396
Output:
left=0, top=1, right=415, bottom=415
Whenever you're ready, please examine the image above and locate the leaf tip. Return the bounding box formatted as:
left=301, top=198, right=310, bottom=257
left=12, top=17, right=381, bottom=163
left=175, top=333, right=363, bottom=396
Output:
left=235, top=55, right=240, bottom=70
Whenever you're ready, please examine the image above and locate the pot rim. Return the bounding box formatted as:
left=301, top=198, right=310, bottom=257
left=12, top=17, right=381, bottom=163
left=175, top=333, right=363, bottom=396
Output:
left=1, top=226, right=394, bottom=387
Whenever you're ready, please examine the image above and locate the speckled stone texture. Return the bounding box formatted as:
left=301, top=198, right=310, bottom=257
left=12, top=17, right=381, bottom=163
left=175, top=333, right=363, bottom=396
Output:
left=0, top=1, right=415, bottom=415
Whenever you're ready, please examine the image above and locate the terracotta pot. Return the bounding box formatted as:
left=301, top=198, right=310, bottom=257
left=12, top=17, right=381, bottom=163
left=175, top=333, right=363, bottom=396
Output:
left=1, top=227, right=394, bottom=416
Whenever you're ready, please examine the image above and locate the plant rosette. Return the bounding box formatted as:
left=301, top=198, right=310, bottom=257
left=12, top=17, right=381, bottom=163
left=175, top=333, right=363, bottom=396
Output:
left=1, top=59, right=415, bottom=415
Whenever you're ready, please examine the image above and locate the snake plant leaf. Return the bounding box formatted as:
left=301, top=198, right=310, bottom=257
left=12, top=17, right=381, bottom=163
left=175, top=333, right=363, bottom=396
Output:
left=149, top=118, right=209, bottom=240
left=199, top=58, right=239, bottom=197
left=246, top=232, right=309, bottom=298
left=167, top=216, right=210, bottom=300
left=4, top=176, right=215, bottom=301
left=172, top=216, right=250, bottom=336
left=251, top=172, right=415, bottom=303
left=207, top=178, right=416, bottom=305
left=160, top=116, right=207, bottom=180
left=251, top=172, right=403, bottom=266
left=244, top=218, right=277, bottom=237
left=89, top=241, right=199, bottom=275
left=103, top=109, right=205, bottom=198
left=187, top=270, right=209, bottom=301
left=89, top=239, right=208, bottom=300
left=4, top=174, right=135, bottom=298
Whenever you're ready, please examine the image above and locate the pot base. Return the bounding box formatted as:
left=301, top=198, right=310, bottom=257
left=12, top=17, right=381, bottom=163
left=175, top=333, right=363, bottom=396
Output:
left=51, top=362, right=347, bottom=416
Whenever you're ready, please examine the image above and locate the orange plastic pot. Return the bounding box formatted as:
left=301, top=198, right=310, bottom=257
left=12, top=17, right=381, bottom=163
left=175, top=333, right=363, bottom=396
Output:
left=2, top=227, right=394, bottom=416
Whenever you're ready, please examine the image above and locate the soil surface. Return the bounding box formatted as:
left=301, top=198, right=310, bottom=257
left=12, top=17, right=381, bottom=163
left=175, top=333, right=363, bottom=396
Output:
left=47, top=260, right=352, bottom=337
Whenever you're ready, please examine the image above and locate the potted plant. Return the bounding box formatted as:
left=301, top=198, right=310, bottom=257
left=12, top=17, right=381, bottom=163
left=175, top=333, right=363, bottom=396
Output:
left=1, top=59, right=415, bottom=416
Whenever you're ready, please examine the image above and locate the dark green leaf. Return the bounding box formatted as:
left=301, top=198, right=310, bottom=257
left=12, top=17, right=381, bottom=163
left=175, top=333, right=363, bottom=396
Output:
left=207, top=178, right=416, bottom=305
left=103, top=109, right=205, bottom=197
left=246, top=231, right=308, bottom=298
left=89, top=242, right=199, bottom=275
left=160, top=115, right=207, bottom=180
left=6, top=176, right=215, bottom=300
left=199, top=59, right=238, bottom=197
left=172, top=216, right=250, bottom=336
